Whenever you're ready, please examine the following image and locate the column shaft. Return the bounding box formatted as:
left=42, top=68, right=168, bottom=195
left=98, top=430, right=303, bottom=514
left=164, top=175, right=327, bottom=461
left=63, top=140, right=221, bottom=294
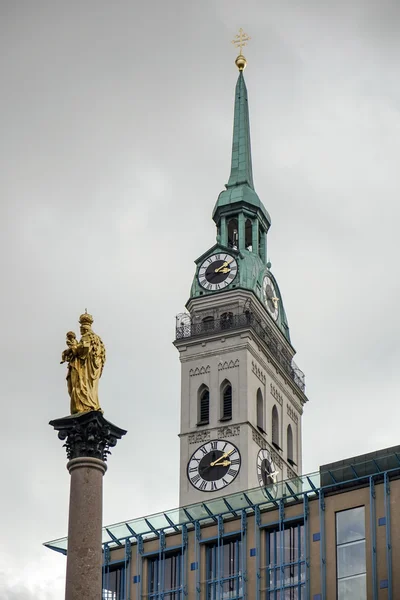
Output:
left=65, top=457, right=107, bottom=600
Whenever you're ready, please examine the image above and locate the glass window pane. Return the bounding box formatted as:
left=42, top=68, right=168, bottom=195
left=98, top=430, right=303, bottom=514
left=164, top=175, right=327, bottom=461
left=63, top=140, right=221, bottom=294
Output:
left=266, top=524, right=305, bottom=594
left=337, top=540, right=366, bottom=579
left=338, top=573, right=366, bottom=600
left=102, top=564, right=125, bottom=600
left=336, top=507, right=365, bottom=545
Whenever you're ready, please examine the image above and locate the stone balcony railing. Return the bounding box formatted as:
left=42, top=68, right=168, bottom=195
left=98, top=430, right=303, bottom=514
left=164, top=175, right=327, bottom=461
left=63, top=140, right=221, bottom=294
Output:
left=175, top=311, right=305, bottom=393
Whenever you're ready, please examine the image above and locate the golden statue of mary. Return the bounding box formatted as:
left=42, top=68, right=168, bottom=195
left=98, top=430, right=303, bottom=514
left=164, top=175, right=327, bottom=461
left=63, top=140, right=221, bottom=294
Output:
left=61, top=313, right=106, bottom=414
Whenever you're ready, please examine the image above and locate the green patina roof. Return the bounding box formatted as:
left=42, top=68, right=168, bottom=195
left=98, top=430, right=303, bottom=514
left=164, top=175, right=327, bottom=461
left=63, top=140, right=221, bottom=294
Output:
left=227, top=71, right=254, bottom=189
left=213, top=71, right=270, bottom=226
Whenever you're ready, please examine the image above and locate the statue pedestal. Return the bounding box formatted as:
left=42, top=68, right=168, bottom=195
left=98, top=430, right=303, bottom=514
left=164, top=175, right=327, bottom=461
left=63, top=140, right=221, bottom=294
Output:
left=50, top=411, right=127, bottom=600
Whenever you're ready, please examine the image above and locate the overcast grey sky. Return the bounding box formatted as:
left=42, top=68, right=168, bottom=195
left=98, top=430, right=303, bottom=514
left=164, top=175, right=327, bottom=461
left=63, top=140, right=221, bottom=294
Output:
left=1, top=0, right=400, bottom=597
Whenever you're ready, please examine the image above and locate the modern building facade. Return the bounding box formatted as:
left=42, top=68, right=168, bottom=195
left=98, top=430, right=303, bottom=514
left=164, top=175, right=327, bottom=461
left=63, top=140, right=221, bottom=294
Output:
left=46, top=445, right=399, bottom=599
left=45, top=54, right=398, bottom=600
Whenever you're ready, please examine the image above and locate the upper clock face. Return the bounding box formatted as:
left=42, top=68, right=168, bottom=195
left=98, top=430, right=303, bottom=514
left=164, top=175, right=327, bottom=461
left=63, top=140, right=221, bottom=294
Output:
left=198, top=253, right=238, bottom=291
left=257, top=448, right=279, bottom=489
left=262, top=276, right=279, bottom=321
left=187, top=440, right=241, bottom=492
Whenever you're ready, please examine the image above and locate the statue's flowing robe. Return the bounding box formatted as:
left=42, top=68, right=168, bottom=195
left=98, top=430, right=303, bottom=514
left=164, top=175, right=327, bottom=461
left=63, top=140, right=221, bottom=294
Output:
left=67, top=332, right=105, bottom=413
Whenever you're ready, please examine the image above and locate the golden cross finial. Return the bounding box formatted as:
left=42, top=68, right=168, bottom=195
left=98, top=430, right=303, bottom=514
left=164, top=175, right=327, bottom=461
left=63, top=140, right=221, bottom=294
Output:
left=231, top=28, right=251, bottom=70
left=231, top=28, right=251, bottom=55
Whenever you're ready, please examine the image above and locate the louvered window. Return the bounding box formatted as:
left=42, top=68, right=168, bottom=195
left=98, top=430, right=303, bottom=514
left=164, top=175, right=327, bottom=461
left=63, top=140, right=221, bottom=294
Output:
left=221, top=385, right=232, bottom=420
left=287, top=424, right=294, bottom=464
left=198, top=389, right=210, bottom=425
left=256, top=389, right=264, bottom=433
left=272, top=405, right=280, bottom=450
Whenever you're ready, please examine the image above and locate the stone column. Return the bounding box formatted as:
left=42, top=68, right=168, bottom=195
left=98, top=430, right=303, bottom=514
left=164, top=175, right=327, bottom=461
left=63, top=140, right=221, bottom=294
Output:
left=50, top=411, right=127, bottom=600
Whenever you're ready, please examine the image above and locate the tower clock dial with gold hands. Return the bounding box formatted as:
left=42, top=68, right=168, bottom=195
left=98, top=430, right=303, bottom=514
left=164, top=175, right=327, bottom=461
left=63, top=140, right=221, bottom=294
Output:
left=262, top=275, right=279, bottom=321
left=257, top=448, right=279, bottom=495
left=198, top=253, right=238, bottom=291
left=187, top=440, right=241, bottom=492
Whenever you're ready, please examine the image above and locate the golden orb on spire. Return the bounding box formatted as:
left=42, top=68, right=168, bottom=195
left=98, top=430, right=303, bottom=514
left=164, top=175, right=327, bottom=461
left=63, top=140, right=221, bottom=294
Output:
left=231, top=28, right=251, bottom=71
left=235, top=55, right=247, bottom=71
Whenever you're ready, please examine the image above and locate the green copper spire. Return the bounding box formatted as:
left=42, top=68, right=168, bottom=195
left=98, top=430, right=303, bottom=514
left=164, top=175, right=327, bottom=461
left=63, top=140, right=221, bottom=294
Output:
left=226, top=71, right=254, bottom=189
left=213, top=69, right=271, bottom=228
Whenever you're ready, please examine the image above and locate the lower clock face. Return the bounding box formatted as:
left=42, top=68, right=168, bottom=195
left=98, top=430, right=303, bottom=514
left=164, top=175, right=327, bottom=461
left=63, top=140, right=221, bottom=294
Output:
left=187, top=440, right=241, bottom=492
left=257, top=448, right=279, bottom=488
left=198, top=253, right=238, bottom=291
left=263, top=276, right=279, bottom=321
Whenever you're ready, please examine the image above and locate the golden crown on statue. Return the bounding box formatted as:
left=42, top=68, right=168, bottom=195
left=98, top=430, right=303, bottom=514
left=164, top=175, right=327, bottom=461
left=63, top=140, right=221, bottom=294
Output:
left=79, top=312, right=94, bottom=326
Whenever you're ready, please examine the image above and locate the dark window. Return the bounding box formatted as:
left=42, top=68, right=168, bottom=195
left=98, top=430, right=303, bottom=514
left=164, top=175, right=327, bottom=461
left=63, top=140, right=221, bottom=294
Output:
left=265, top=522, right=305, bottom=598
left=256, top=388, right=264, bottom=432
left=148, top=551, right=182, bottom=599
left=221, top=382, right=232, bottom=420
left=198, top=387, right=210, bottom=425
left=287, top=424, right=295, bottom=464
left=245, top=218, right=252, bottom=251
left=258, top=228, right=265, bottom=260
left=202, top=316, right=215, bottom=331
left=221, top=312, right=234, bottom=329
left=102, top=563, right=125, bottom=600
left=207, top=538, right=242, bottom=599
left=336, top=507, right=366, bottom=599
left=228, top=218, right=238, bottom=249
left=272, top=405, right=280, bottom=449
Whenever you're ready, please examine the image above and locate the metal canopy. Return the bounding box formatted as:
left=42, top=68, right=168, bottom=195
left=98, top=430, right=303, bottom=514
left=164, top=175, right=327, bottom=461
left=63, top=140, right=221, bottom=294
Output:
left=44, top=453, right=400, bottom=555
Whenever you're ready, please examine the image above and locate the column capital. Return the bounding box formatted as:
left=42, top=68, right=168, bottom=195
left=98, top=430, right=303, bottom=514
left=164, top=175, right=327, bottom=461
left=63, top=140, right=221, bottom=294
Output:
left=49, top=411, right=127, bottom=462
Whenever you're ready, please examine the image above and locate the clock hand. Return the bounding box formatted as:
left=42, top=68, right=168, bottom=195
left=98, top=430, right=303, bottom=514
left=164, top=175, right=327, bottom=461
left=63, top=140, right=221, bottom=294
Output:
left=211, top=460, right=231, bottom=467
left=271, top=297, right=279, bottom=309
left=214, top=261, right=228, bottom=273
left=210, top=449, right=234, bottom=467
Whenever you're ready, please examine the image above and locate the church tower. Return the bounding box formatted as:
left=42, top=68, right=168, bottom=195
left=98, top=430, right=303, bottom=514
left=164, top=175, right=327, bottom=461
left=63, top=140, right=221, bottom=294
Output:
left=174, top=49, right=308, bottom=506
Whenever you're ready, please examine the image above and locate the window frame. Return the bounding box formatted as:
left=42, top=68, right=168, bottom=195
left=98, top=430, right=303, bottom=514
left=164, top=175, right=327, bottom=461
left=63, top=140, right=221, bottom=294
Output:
left=335, top=506, right=366, bottom=600
left=102, top=561, right=125, bottom=600
left=287, top=424, right=296, bottom=465
left=264, top=521, right=306, bottom=599
left=147, top=549, right=183, bottom=599
left=271, top=405, right=281, bottom=451
left=256, top=388, right=265, bottom=433
left=197, top=385, right=210, bottom=426
left=206, top=536, right=243, bottom=600
left=220, top=380, right=233, bottom=421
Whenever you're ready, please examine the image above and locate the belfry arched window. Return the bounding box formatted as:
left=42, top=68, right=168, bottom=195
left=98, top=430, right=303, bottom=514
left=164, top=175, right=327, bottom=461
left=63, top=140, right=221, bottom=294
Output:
left=220, top=380, right=232, bottom=421
left=287, top=424, right=295, bottom=464
left=228, top=218, right=238, bottom=249
left=220, top=312, right=234, bottom=329
left=272, top=405, right=280, bottom=449
left=202, top=316, right=214, bottom=332
left=245, top=218, right=253, bottom=251
left=256, top=388, right=264, bottom=433
left=198, top=386, right=210, bottom=426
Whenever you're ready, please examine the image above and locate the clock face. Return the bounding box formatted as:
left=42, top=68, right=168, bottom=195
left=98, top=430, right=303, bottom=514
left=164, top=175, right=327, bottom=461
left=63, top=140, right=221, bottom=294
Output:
left=187, top=440, right=241, bottom=492
left=198, top=253, right=238, bottom=291
left=262, top=276, right=279, bottom=321
left=257, top=448, right=279, bottom=490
